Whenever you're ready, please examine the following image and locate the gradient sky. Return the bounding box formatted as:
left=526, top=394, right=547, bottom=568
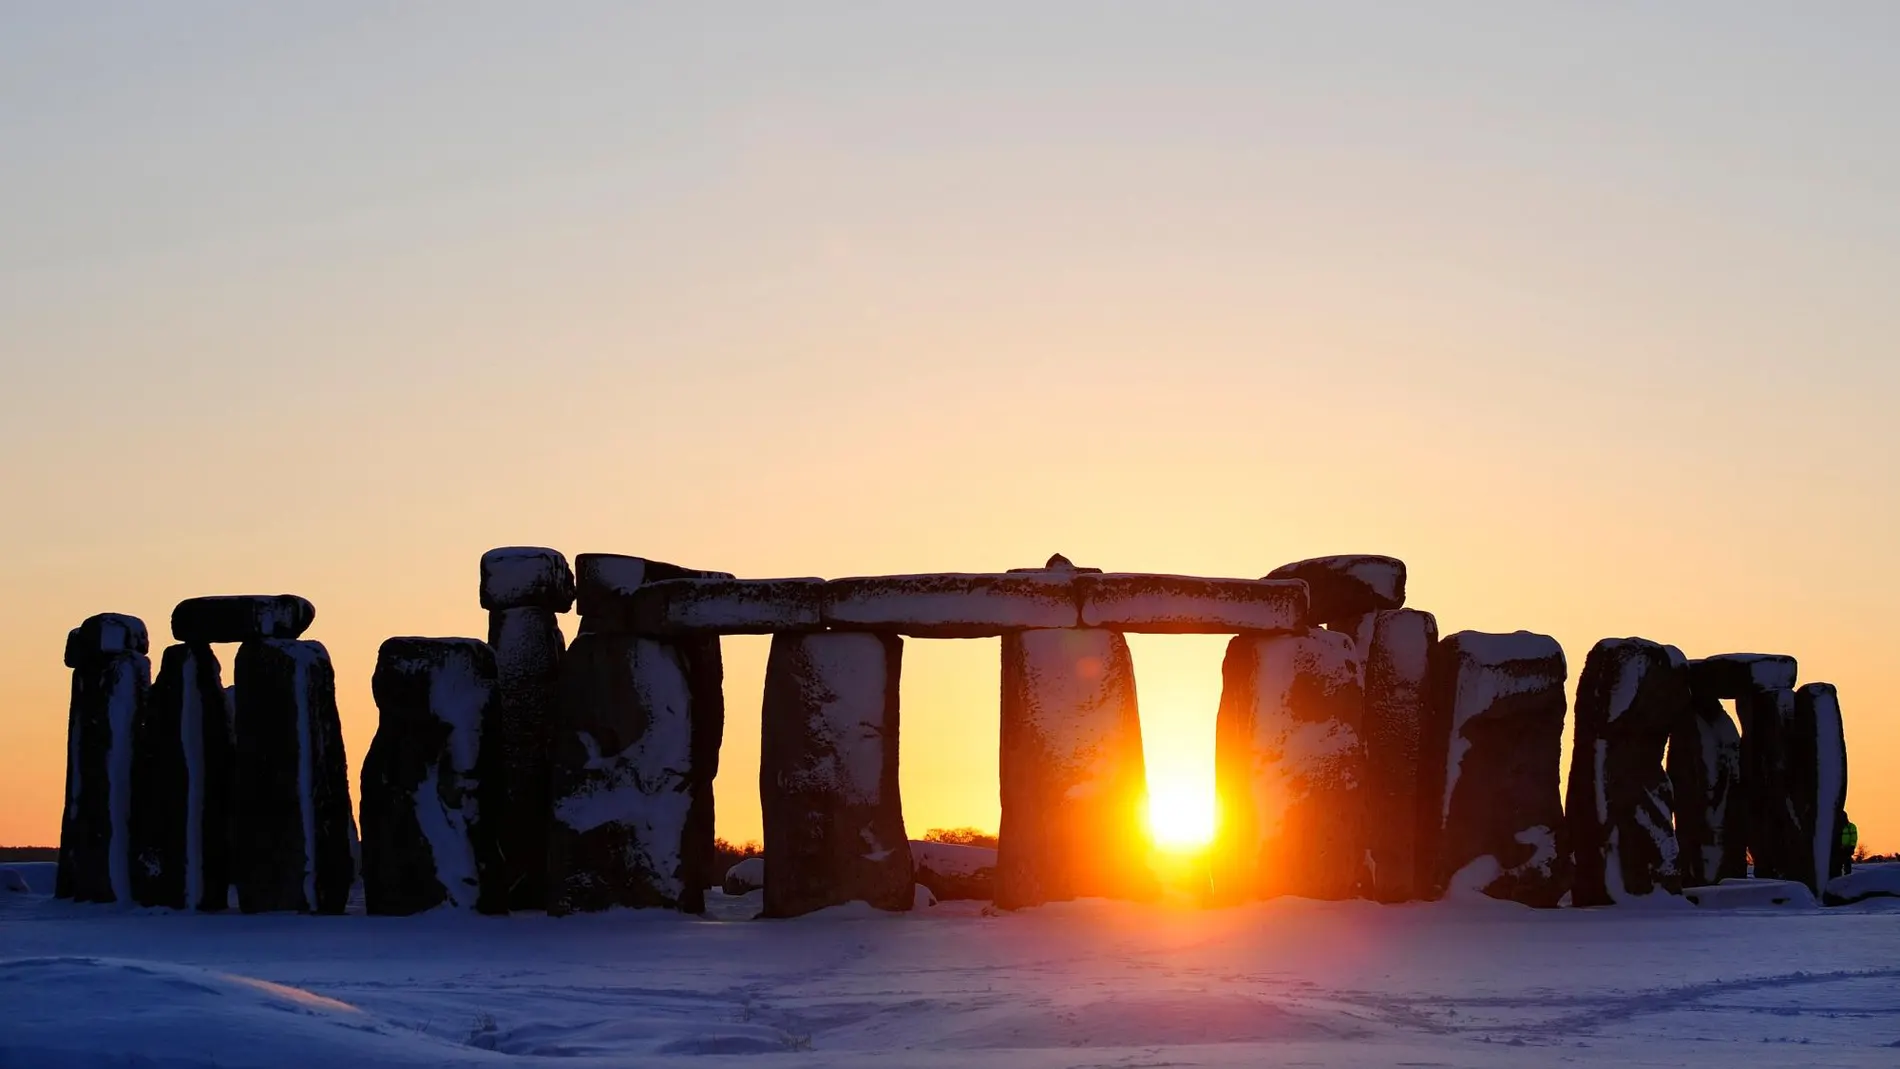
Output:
left=3, top=4, right=1895, bottom=852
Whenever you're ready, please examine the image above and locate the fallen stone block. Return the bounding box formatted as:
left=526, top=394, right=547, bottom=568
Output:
left=1567, top=638, right=1690, bottom=905
left=231, top=640, right=356, bottom=913
left=62, top=613, right=149, bottom=669
left=760, top=631, right=912, bottom=917
left=130, top=643, right=235, bottom=910
left=1074, top=574, right=1306, bottom=634
left=1422, top=630, right=1570, bottom=907
left=1785, top=683, right=1847, bottom=895
left=911, top=840, right=998, bottom=901
left=998, top=628, right=1154, bottom=908
left=1689, top=653, right=1797, bottom=698
left=1360, top=609, right=1438, bottom=903
left=480, top=546, right=575, bottom=612
left=822, top=573, right=1078, bottom=637
left=1668, top=693, right=1746, bottom=886
left=627, top=577, right=826, bottom=635
left=1823, top=863, right=1900, bottom=906
left=170, top=595, right=315, bottom=644
left=548, top=633, right=712, bottom=914
left=56, top=616, right=151, bottom=904
left=723, top=856, right=764, bottom=896
left=1264, top=555, right=1406, bottom=625
left=486, top=605, right=566, bottom=910
left=1684, top=878, right=1815, bottom=909
left=361, top=638, right=501, bottom=915
left=1212, top=628, right=1367, bottom=902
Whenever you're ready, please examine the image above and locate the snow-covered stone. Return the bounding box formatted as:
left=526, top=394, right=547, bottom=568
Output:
left=723, top=856, right=765, bottom=896
left=169, top=595, right=315, bottom=644
left=1823, top=863, right=1900, bottom=905
left=1264, top=555, right=1406, bottom=626
left=360, top=638, right=500, bottom=915
left=1073, top=574, right=1307, bottom=634
left=56, top=615, right=151, bottom=904
left=759, top=631, right=913, bottom=918
left=548, top=633, right=712, bottom=914
left=1784, top=683, right=1847, bottom=895
left=1567, top=638, right=1690, bottom=906
left=231, top=640, right=355, bottom=914
left=129, top=643, right=235, bottom=910
left=910, top=840, right=998, bottom=901
left=62, top=613, right=148, bottom=668
left=822, top=573, right=1077, bottom=637
left=627, top=577, right=826, bottom=635
left=1421, top=630, right=1570, bottom=907
left=479, top=547, right=575, bottom=612
left=1359, top=609, right=1438, bottom=903
left=1668, top=693, right=1746, bottom=886
left=913, top=883, right=939, bottom=908
left=1739, top=686, right=1800, bottom=881
left=573, top=552, right=733, bottom=625
left=1688, top=653, right=1797, bottom=697
left=0, top=868, right=27, bottom=894
left=1212, top=628, right=1366, bottom=902
left=1683, top=878, right=1816, bottom=909
left=485, top=605, right=566, bottom=910
left=998, top=628, right=1154, bottom=908
left=1006, top=552, right=1102, bottom=574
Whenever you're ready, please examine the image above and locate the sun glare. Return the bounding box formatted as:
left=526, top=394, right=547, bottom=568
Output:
left=1146, top=781, right=1215, bottom=850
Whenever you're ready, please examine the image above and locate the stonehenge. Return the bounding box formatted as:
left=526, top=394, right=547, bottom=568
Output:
left=49, top=546, right=1858, bottom=918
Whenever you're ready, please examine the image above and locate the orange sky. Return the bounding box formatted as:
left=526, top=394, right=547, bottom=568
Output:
left=2, top=7, right=1895, bottom=851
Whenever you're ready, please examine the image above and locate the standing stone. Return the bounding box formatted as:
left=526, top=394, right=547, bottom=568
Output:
left=1356, top=609, right=1438, bottom=903
left=547, top=633, right=709, bottom=913
left=1739, top=686, right=1799, bottom=880
left=361, top=638, right=500, bottom=915
left=1786, top=683, right=1848, bottom=895
left=56, top=614, right=150, bottom=904
left=130, top=643, right=235, bottom=910
left=1421, top=631, right=1570, bottom=906
left=1264, top=555, right=1406, bottom=626
left=480, top=546, right=573, bottom=911
left=997, top=628, right=1154, bottom=909
left=231, top=640, right=355, bottom=913
left=1212, top=628, right=1366, bottom=902
left=1667, top=693, right=1746, bottom=886
left=759, top=631, right=912, bottom=918
left=1566, top=639, right=1690, bottom=906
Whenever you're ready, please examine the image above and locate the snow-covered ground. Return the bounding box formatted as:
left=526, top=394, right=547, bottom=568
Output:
left=5, top=861, right=1899, bottom=1068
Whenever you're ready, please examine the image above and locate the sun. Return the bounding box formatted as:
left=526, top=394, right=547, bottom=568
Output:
left=1145, top=780, right=1215, bottom=850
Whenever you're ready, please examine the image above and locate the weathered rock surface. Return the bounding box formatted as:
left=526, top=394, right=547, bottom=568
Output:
left=1567, top=638, right=1690, bottom=905
left=130, top=643, right=234, bottom=910
left=911, top=840, right=999, bottom=901
left=1074, top=574, right=1307, bottom=634
left=231, top=640, right=355, bottom=913
left=1422, top=631, right=1570, bottom=907
left=1264, top=555, right=1406, bottom=625
left=1689, top=653, right=1798, bottom=698
left=998, top=628, right=1154, bottom=908
left=627, top=577, right=826, bottom=635
left=1212, top=629, right=1366, bottom=902
left=1739, top=686, right=1799, bottom=880
left=1786, top=683, right=1847, bottom=895
left=1668, top=694, right=1746, bottom=886
left=573, top=552, right=732, bottom=627
left=760, top=632, right=912, bottom=918
left=548, top=633, right=711, bottom=913
left=170, top=595, right=315, bottom=644
left=361, top=638, right=500, bottom=915
left=57, top=615, right=151, bottom=904
left=486, top=605, right=566, bottom=910
left=62, top=613, right=148, bottom=668
left=480, top=547, right=576, bottom=612
left=1358, top=609, right=1438, bottom=903
left=822, top=573, right=1077, bottom=637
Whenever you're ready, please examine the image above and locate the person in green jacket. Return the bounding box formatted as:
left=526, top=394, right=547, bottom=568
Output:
left=1835, top=814, right=1858, bottom=877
